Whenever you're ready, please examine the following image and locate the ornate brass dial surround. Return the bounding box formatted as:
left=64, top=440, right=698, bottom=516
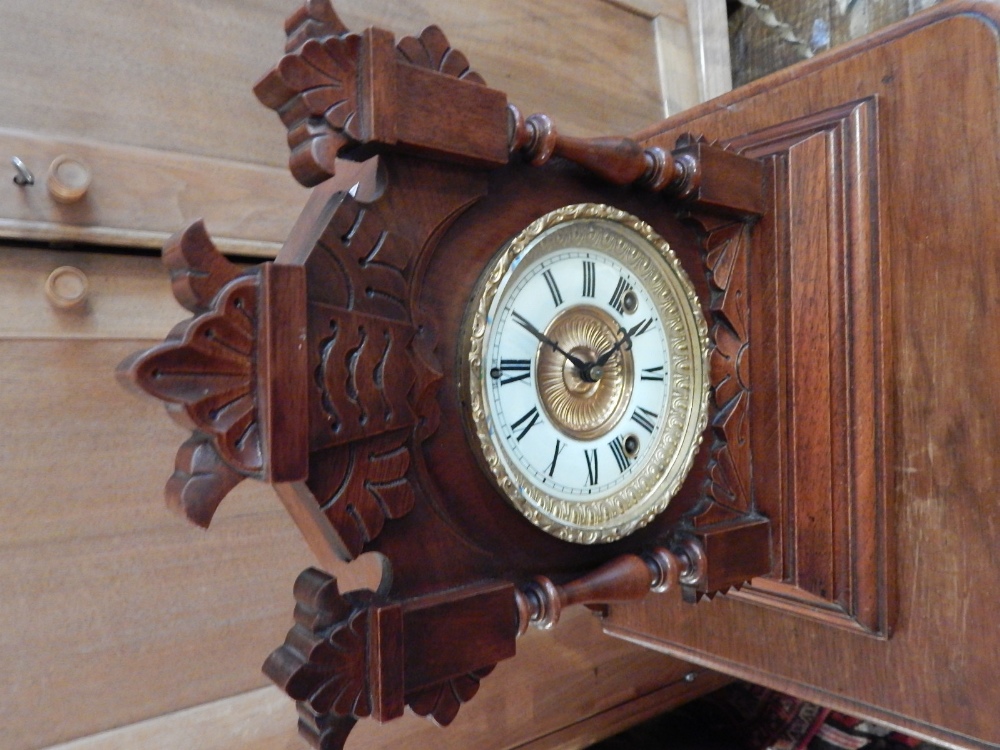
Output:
left=463, top=203, right=710, bottom=544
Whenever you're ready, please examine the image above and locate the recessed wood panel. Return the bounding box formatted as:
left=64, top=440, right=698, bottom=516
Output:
left=723, top=98, right=893, bottom=637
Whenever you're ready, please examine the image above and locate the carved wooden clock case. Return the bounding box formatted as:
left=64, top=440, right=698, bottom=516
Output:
left=118, top=0, right=977, bottom=747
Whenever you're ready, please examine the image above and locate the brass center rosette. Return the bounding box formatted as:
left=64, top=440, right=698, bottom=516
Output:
left=536, top=306, right=633, bottom=440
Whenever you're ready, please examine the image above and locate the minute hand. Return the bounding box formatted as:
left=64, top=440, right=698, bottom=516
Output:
left=594, top=318, right=650, bottom=367
left=512, top=312, right=589, bottom=370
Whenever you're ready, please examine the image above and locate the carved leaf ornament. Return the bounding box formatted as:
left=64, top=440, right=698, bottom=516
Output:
left=703, top=221, right=752, bottom=518
left=396, top=25, right=485, bottom=84
left=255, top=2, right=488, bottom=186
left=117, top=222, right=261, bottom=526
left=255, top=33, right=363, bottom=186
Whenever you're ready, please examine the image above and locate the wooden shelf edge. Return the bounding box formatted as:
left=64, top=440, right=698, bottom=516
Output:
left=0, top=127, right=305, bottom=258
left=38, top=672, right=731, bottom=750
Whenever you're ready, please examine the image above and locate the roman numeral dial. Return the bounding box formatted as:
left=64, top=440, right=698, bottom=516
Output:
left=466, top=205, right=709, bottom=544
left=483, top=248, right=672, bottom=497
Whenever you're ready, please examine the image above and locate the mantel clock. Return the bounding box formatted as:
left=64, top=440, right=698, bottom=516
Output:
left=117, top=0, right=867, bottom=746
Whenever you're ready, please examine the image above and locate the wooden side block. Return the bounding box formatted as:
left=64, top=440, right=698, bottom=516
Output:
left=393, top=64, right=510, bottom=167
left=259, top=262, right=310, bottom=483
left=401, top=582, right=518, bottom=694
left=689, top=518, right=772, bottom=598
left=674, top=137, right=766, bottom=217
left=369, top=604, right=405, bottom=722
left=359, top=27, right=400, bottom=146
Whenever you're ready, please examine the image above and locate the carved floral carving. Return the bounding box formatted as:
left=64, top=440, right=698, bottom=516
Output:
left=314, top=313, right=417, bottom=445
left=290, top=189, right=438, bottom=558
left=164, top=434, right=246, bottom=528
left=311, top=195, right=413, bottom=320
left=297, top=708, right=358, bottom=750
left=702, top=221, right=753, bottom=520
left=117, top=223, right=262, bottom=527
left=254, top=32, right=363, bottom=186
left=254, top=0, right=490, bottom=186
left=120, top=3, right=776, bottom=748
left=265, top=568, right=503, bottom=749
left=264, top=569, right=374, bottom=750
left=265, top=570, right=373, bottom=717
left=396, top=25, right=485, bottom=84
left=284, top=0, right=350, bottom=52
left=407, top=667, right=495, bottom=727
left=307, top=430, right=415, bottom=558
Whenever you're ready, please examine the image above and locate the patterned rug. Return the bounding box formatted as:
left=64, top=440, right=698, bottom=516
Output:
left=701, top=683, right=930, bottom=750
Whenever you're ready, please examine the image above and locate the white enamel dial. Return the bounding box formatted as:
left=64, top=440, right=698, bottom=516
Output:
left=486, top=250, right=668, bottom=498
left=464, top=204, right=709, bottom=544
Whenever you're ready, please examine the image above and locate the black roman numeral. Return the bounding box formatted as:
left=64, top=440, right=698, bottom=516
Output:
left=511, top=406, right=541, bottom=441
left=609, top=276, right=631, bottom=314
left=609, top=436, right=631, bottom=473
left=542, top=269, right=562, bottom=307
left=641, top=365, right=665, bottom=381
left=585, top=448, right=599, bottom=486
left=546, top=439, right=564, bottom=477
left=497, top=358, right=531, bottom=385
left=582, top=260, right=596, bottom=297
left=630, top=406, right=658, bottom=434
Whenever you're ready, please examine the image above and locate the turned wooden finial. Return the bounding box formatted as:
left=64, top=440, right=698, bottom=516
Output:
left=514, top=540, right=705, bottom=635
left=507, top=104, right=688, bottom=192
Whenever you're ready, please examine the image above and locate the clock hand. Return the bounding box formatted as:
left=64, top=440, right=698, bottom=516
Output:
left=512, top=311, right=589, bottom=370
left=593, top=318, right=650, bottom=368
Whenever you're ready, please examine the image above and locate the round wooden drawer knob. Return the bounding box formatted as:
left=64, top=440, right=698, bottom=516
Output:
left=45, top=266, right=90, bottom=310
left=46, top=155, right=92, bottom=204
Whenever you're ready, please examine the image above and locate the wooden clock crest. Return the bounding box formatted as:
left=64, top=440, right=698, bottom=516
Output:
left=118, top=1, right=773, bottom=746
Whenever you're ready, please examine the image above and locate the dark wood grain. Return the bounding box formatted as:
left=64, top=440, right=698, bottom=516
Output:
left=606, top=4, right=1000, bottom=747
left=122, top=108, right=772, bottom=750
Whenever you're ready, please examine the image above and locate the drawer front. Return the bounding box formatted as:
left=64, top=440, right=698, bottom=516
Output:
left=0, top=246, right=316, bottom=748
left=0, top=131, right=307, bottom=258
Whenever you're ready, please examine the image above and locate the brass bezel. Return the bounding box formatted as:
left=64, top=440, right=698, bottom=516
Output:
left=463, top=203, right=709, bottom=544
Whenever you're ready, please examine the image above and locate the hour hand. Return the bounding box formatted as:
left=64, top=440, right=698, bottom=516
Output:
left=594, top=318, right=651, bottom=367
left=512, top=312, right=589, bottom=370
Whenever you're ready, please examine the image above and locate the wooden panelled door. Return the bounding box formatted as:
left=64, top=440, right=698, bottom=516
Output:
left=605, top=3, right=1000, bottom=747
